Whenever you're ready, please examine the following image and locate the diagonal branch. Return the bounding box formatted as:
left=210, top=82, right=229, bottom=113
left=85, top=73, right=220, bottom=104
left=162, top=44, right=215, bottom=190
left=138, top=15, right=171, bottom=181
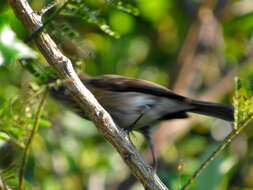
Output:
left=0, top=175, right=13, bottom=190
left=7, top=0, right=168, bottom=189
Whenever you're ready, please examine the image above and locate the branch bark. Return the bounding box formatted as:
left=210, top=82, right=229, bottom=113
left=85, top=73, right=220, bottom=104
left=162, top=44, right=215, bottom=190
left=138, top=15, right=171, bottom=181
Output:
left=0, top=175, right=12, bottom=190
left=7, top=0, right=168, bottom=189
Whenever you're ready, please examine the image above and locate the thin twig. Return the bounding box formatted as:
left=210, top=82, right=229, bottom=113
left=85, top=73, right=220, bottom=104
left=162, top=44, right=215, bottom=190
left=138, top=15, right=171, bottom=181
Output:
left=18, top=88, right=48, bottom=190
left=38, top=0, right=60, bottom=16
left=181, top=116, right=252, bottom=190
left=26, top=0, right=70, bottom=42
left=0, top=175, right=9, bottom=190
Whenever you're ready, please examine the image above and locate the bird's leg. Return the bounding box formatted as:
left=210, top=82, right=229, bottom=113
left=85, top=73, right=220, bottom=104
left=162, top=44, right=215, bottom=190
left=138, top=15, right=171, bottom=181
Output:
left=140, top=127, right=157, bottom=171
left=127, top=105, right=157, bottom=169
left=127, top=106, right=156, bottom=169
left=128, top=105, right=152, bottom=132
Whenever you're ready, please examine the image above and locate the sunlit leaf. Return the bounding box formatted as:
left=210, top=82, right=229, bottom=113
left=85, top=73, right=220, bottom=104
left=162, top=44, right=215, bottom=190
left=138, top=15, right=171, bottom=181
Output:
left=0, top=132, right=10, bottom=141
left=233, top=77, right=253, bottom=129
left=0, top=22, right=36, bottom=66
left=111, top=1, right=140, bottom=16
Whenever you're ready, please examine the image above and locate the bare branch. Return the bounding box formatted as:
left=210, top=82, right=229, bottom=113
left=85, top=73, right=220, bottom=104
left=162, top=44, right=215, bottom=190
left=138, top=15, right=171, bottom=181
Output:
left=7, top=0, right=168, bottom=189
left=0, top=175, right=12, bottom=190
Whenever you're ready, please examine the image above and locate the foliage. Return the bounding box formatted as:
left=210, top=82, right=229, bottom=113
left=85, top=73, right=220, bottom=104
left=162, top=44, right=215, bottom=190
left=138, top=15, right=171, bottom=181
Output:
left=234, top=78, right=253, bottom=130
left=58, top=0, right=139, bottom=38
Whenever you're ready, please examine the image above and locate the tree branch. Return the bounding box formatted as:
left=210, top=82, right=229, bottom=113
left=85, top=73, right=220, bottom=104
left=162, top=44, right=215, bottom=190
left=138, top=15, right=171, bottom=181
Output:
left=7, top=0, right=168, bottom=189
left=0, top=175, right=12, bottom=190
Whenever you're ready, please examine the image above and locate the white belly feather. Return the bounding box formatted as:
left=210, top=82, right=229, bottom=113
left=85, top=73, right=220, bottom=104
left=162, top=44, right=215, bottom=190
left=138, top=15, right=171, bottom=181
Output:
left=98, top=91, right=192, bottom=129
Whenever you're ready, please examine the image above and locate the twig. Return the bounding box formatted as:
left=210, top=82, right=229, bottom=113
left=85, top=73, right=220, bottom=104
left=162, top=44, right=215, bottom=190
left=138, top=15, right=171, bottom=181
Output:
left=0, top=175, right=10, bottom=190
left=26, top=0, right=70, bottom=42
left=8, top=0, right=168, bottom=189
left=38, top=0, right=59, bottom=16
left=181, top=116, right=252, bottom=190
left=18, top=88, right=48, bottom=190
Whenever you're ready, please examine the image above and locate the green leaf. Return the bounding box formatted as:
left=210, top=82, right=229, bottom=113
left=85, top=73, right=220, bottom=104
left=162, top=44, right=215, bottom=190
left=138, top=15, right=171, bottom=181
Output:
left=19, top=58, right=57, bottom=84
left=39, top=119, right=52, bottom=128
left=0, top=132, right=10, bottom=141
left=27, top=119, right=52, bottom=128
left=110, top=2, right=140, bottom=16
left=233, top=77, right=253, bottom=130
left=61, top=2, right=120, bottom=38
left=224, top=11, right=253, bottom=33
left=59, top=23, right=79, bottom=39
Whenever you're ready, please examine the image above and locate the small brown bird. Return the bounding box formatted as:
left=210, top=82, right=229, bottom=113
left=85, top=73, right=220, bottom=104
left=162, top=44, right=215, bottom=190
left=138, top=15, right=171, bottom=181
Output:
left=51, top=74, right=234, bottom=169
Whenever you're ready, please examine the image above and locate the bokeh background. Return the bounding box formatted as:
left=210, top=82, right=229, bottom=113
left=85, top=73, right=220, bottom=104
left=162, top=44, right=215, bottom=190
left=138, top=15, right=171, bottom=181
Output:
left=0, top=0, right=253, bottom=189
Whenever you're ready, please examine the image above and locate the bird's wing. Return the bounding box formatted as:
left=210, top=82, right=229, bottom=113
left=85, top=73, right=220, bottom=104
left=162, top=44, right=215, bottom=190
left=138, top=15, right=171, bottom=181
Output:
left=83, top=75, right=189, bottom=102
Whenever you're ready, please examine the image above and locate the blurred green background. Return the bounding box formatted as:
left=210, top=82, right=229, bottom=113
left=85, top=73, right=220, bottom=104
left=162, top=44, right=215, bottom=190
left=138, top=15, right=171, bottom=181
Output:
left=0, top=0, right=253, bottom=189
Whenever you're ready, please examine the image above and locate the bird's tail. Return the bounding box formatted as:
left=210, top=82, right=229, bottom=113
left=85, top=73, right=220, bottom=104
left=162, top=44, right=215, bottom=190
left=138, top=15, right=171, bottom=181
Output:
left=189, top=99, right=234, bottom=122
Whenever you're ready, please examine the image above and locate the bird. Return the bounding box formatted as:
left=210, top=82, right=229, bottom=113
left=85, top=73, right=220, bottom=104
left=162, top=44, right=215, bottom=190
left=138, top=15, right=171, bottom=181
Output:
left=50, top=74, right=234, bottom=169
